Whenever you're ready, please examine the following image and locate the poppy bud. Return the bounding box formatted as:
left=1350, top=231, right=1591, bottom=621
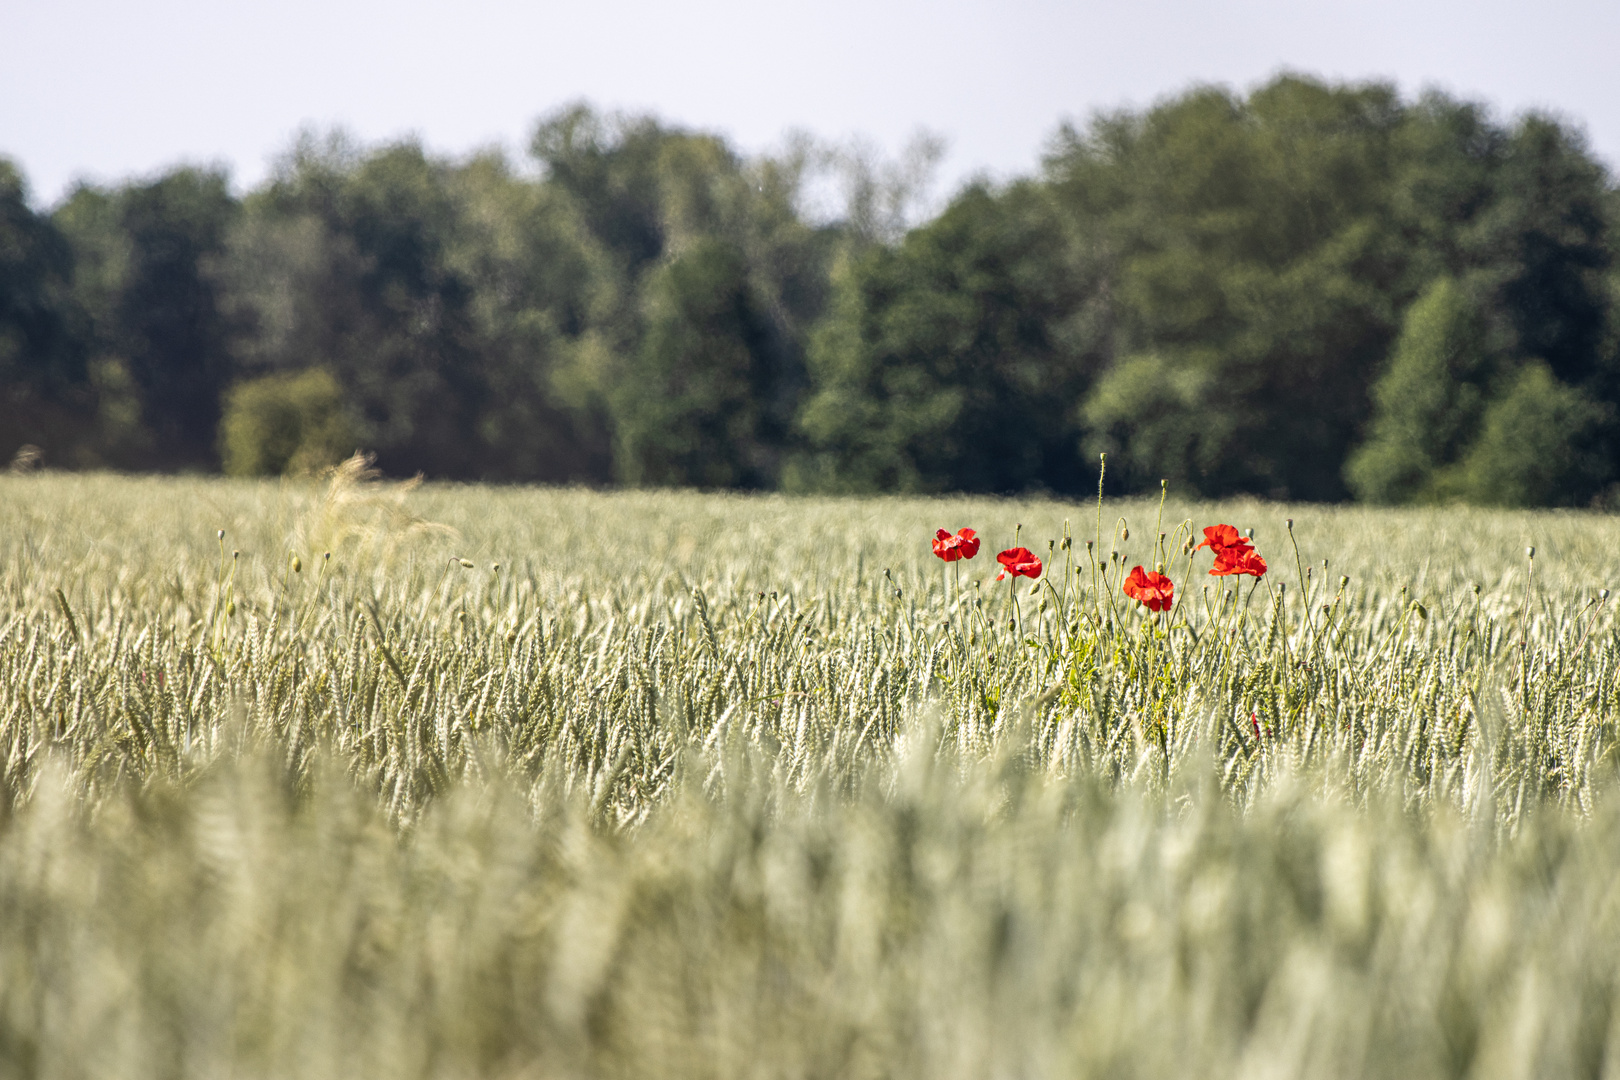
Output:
left=290, top=555, right=301, bottom=573
left=458, top=559, right=474, bottom=569
left=1061, top=536, right=1072, bottom=550
left=894, top=589, right=903, bottom=599
left=1412, top=601, right=1427, bottom=620
left=1121, top=527, right=1129, bottom=540
left=1277, top=582, right=1286, bottom=595
left=1525, top=546, right=1535, bottom=559
left=1244, top=528, right=1254, bottom=539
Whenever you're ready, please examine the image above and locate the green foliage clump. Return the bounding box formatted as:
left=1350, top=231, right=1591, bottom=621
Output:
left=0, top=159, right=96, bottom=465
left=1446, top=360, right=1610, bottom=506
left=1345, top=276, right=1491, bottom=502
left=219, top=367, right=355, bottom=477
left=612, top=239, right=788, bottom=488
left=795, top=183, right=1100, bottom=493
left=1348, top=278, right=1613, bottom=506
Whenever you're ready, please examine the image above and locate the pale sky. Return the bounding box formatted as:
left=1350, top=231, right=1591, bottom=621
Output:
left=2, top=0, right=1616, bottom=210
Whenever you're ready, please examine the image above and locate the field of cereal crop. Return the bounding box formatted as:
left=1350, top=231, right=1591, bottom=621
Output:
left=4, top=464, right=1620, bottom=1078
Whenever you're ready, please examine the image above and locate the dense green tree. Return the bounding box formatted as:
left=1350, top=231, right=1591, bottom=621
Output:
left=1344, top=114, right=1616, bottom=506
left=0, top=159, right=92, bottom=462
left=53, top=168, right=239, bottom=466
left=529, top=104, right=840, bottom=487
left=1344, top=277, right=1492, bottom=503
left=795, top=182, right=1106, bottom=493
left=612, top=238, right=788, bottom=487
left=219, top=367, right=355, bottom=477
left=1447, top=361, right=1610, bottom=506
left=439, top=152, right=620, bottom=481
left=1051, top=77, right=1410, bottom=498
left=1477, top=117, right=1613, bottom=391
left=225, top=138, right=500, bottom=477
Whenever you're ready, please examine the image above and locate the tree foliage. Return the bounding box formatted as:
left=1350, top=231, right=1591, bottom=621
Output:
left=2, top=81, right=1616, bottom=505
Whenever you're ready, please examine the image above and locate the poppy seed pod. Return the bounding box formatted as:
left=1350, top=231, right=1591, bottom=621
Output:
left=1602, top=589, right=1611, bottom=601
left=1526, top=546, right=1536, bottom=559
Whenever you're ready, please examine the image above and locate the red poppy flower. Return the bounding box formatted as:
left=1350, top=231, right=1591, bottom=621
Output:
left=995, top=547, right=1042, bottom=580
left=1211, top=544, right=1267, bottom=578
left=1122, top=566, right=1174, bottom=612
left=932, top=527, right=981, bottom=562
left=1195, top=524, right=1243, bottom=554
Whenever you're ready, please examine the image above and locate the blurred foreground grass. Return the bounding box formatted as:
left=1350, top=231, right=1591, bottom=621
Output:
left=3, top=467, right=1620, bottom=1078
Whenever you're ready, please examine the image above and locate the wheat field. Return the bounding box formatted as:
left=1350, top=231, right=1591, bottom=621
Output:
left=3, top=464, right=1620, bottom=1079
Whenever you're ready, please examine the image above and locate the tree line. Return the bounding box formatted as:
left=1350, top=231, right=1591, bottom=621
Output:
left=3, top=76, right=1617, bottom=505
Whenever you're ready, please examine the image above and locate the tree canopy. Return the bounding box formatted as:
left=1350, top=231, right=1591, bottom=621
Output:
left=3, top=80, right=1616, bottom=506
